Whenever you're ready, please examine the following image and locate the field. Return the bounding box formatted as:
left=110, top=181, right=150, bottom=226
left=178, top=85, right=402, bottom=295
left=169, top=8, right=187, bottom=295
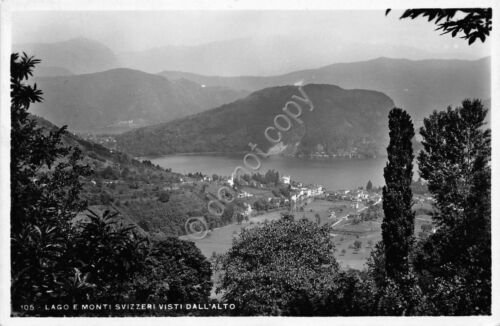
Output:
left=179, top=209, right=285, bottom=257
left=181, top=198, right=434, bottom=271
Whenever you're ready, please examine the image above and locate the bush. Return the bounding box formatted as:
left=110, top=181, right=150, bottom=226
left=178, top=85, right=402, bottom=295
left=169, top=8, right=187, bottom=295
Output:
left=158, top=190, right=170, bottom=203
left=216, top=218, right=340, bottom=316
left=131, top=238, right=212, bottom=305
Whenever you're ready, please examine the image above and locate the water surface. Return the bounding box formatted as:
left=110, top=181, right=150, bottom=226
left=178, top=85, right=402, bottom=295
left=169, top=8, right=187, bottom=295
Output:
left=150, top=154, right=387, bottom=190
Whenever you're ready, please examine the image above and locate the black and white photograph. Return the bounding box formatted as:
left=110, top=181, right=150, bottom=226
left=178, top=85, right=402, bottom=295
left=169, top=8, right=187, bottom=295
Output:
left=0, top=0, right=498, bottom=324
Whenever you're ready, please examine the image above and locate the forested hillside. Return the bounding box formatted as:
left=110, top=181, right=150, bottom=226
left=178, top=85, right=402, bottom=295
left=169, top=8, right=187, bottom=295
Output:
left=116, top=84, right=395, bottom=157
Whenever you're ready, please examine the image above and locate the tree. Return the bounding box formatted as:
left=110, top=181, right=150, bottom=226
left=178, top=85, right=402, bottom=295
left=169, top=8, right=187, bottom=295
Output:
left=66, top=210, right=146, bottom=303
left=10, top=53, right=150, bottom=316
left=158, top=190, right=170, bottom=203
left=100, top=166, right=119, bottom=179
left=366, top=241, right=429, bottom=316
left=132, top=238, right=212, bottom=305
left=415, top=99, right=491, bottom=314
left=10, top=53, right=92, bottom=310
left=314, top=213, right=321, bottom=225
left=216, top=219, right=340, bottom=315
left=366, top=180, right=373, bottom=191
left=100, top=191, right=113, bottom=205
left=386, top=9, right=492, bottom=44
left=381, top=108, right=415, bottom=280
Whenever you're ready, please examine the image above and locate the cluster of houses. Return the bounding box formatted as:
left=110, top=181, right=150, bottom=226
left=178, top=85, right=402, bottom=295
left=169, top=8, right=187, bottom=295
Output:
left=328, top=189, right=381, bottom=205
left=289, top=184, right=325, bottom=202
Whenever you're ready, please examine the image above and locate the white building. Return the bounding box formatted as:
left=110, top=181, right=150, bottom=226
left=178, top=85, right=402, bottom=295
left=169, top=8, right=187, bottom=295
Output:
left=244, top=202, right=253, bottom=216
left=237, top=191, right=253, bottom=199
left=281, top=175, right=291, bottom=184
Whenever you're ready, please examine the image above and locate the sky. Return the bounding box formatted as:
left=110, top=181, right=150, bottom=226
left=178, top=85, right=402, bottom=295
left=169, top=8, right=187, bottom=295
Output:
left=12, top=10, right=490, bottom=58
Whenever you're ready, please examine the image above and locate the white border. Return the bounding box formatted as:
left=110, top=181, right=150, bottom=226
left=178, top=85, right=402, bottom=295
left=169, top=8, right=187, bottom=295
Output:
left=0, top=0, right=498, bottom=325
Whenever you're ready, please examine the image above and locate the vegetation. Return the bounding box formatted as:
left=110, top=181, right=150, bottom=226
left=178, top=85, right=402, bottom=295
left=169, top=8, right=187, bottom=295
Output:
left=10, top=46, right=491, bottom=316
left=11, top=52, right=92, bottom=309
left=381, top=108, right=415, bottom=280
left=10, top=54, right=212, bottom=316
left=387, top=9, right=492, bottom=45
left=414, top=100, right=491, bottom=314
left=116, top=85, right=394, bottom=157
left=216, top=219, right=340, bottom=315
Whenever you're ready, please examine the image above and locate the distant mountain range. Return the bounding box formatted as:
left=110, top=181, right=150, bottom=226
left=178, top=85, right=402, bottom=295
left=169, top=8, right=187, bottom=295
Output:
left=13, top=38, right=119, bottom=75
left=31, top=68, right=248, bottom=133
left=15, top=36, right=486, bottom=77
left=15, top=37, right=490, bottom=151
left=119, top=36, right=483, bottom=76
left=115, top=84, right=395, bottom=157
left=159, top=57, right=491, bottom=122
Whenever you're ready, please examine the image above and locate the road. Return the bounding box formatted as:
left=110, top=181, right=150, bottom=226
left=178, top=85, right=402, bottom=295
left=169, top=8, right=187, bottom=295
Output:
left=330, top=197, right=382, bottom=229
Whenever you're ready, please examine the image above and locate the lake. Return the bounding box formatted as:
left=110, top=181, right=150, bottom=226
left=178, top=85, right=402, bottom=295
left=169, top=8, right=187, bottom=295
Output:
left=149, top=154, right=387, bottom=191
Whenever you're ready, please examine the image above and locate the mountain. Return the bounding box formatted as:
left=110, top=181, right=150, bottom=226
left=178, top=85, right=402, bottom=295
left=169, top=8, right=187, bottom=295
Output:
left=115, top=84, right=395, bottom=157
left=13, top=37, right=119, bottom=74
left=159, top=57, right=491, bottom=122
left=31, top=68, right=249, bottom=133
left=32, top=66, right=74, bottom=77
left=119, top=35, right=480, bottom=76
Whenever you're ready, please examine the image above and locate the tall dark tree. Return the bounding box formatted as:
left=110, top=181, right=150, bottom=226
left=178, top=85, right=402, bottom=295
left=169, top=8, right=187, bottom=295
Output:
left=415, top=99, right=491, bottom=315
left=381, top=108, right=415, bottom=279
left=366, top=180, right=373, bottom=191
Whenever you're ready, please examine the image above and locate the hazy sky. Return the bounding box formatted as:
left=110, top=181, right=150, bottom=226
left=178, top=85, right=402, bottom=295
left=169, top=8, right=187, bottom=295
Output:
left=12, top=10, right=490, bottom=58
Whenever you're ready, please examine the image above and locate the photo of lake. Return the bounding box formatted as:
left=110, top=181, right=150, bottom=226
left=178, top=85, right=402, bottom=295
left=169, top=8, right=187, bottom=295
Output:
left=150, top=154, right=387, bottom=190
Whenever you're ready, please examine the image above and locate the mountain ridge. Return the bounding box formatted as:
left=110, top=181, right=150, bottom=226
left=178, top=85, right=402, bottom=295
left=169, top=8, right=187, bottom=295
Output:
left=31, top=68, right=249, bottom=133
left=115, top=84, right=395, bottom=157
left=159, top=56, right=490, bottom=122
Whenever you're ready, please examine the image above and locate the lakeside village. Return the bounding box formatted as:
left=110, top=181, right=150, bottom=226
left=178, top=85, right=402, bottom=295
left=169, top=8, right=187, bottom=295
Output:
left=80, top=156, right=434, bottom=267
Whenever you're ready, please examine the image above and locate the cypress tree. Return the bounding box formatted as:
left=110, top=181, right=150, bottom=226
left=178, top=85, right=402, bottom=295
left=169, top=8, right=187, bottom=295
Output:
left=382, top=108, right=415, bottom=279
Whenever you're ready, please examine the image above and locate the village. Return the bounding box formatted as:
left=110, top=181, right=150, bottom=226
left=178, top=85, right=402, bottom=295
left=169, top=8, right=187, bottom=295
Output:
left=79, top=156, right=434, bottom=272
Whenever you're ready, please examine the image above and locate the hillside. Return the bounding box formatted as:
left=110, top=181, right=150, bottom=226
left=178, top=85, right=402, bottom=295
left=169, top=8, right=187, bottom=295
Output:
left=13, top=37, right=119, bottom=74
left=33, top=115, right=213, bottom=238
left=116, top=84, right=395, bottom=157
left=159, top=57, right=490, bottom=122
left=31, top=69, right=248, bottom=133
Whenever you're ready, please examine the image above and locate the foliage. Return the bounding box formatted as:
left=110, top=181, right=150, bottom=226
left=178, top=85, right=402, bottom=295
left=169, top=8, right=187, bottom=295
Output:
left=359, top=204, right=383, bottom=222
left=10, top=52, right=92, bottom=310
left=11, top=53, right=174, bottom=316
left=157, top=190, right=170, bottom=203
left=410, top=178, right=429, bottom=195
left=216, top=219, right=340, bottom=315
left=365, top=241, right=430, bottom=316
left=386, top=9, right=492, bottom=44
left=381, top=108, right=415, bottom=280
left=414, top=99, right=491, bottom=314
left=366, top=180, right=373, bottom=191
left=64, top=210, right=147, bottom=302
left=253, top=197, right=270, bottom=211
left=116, top=85, right=393, bottom=157
left=132, top=237, right=212, bottom=305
